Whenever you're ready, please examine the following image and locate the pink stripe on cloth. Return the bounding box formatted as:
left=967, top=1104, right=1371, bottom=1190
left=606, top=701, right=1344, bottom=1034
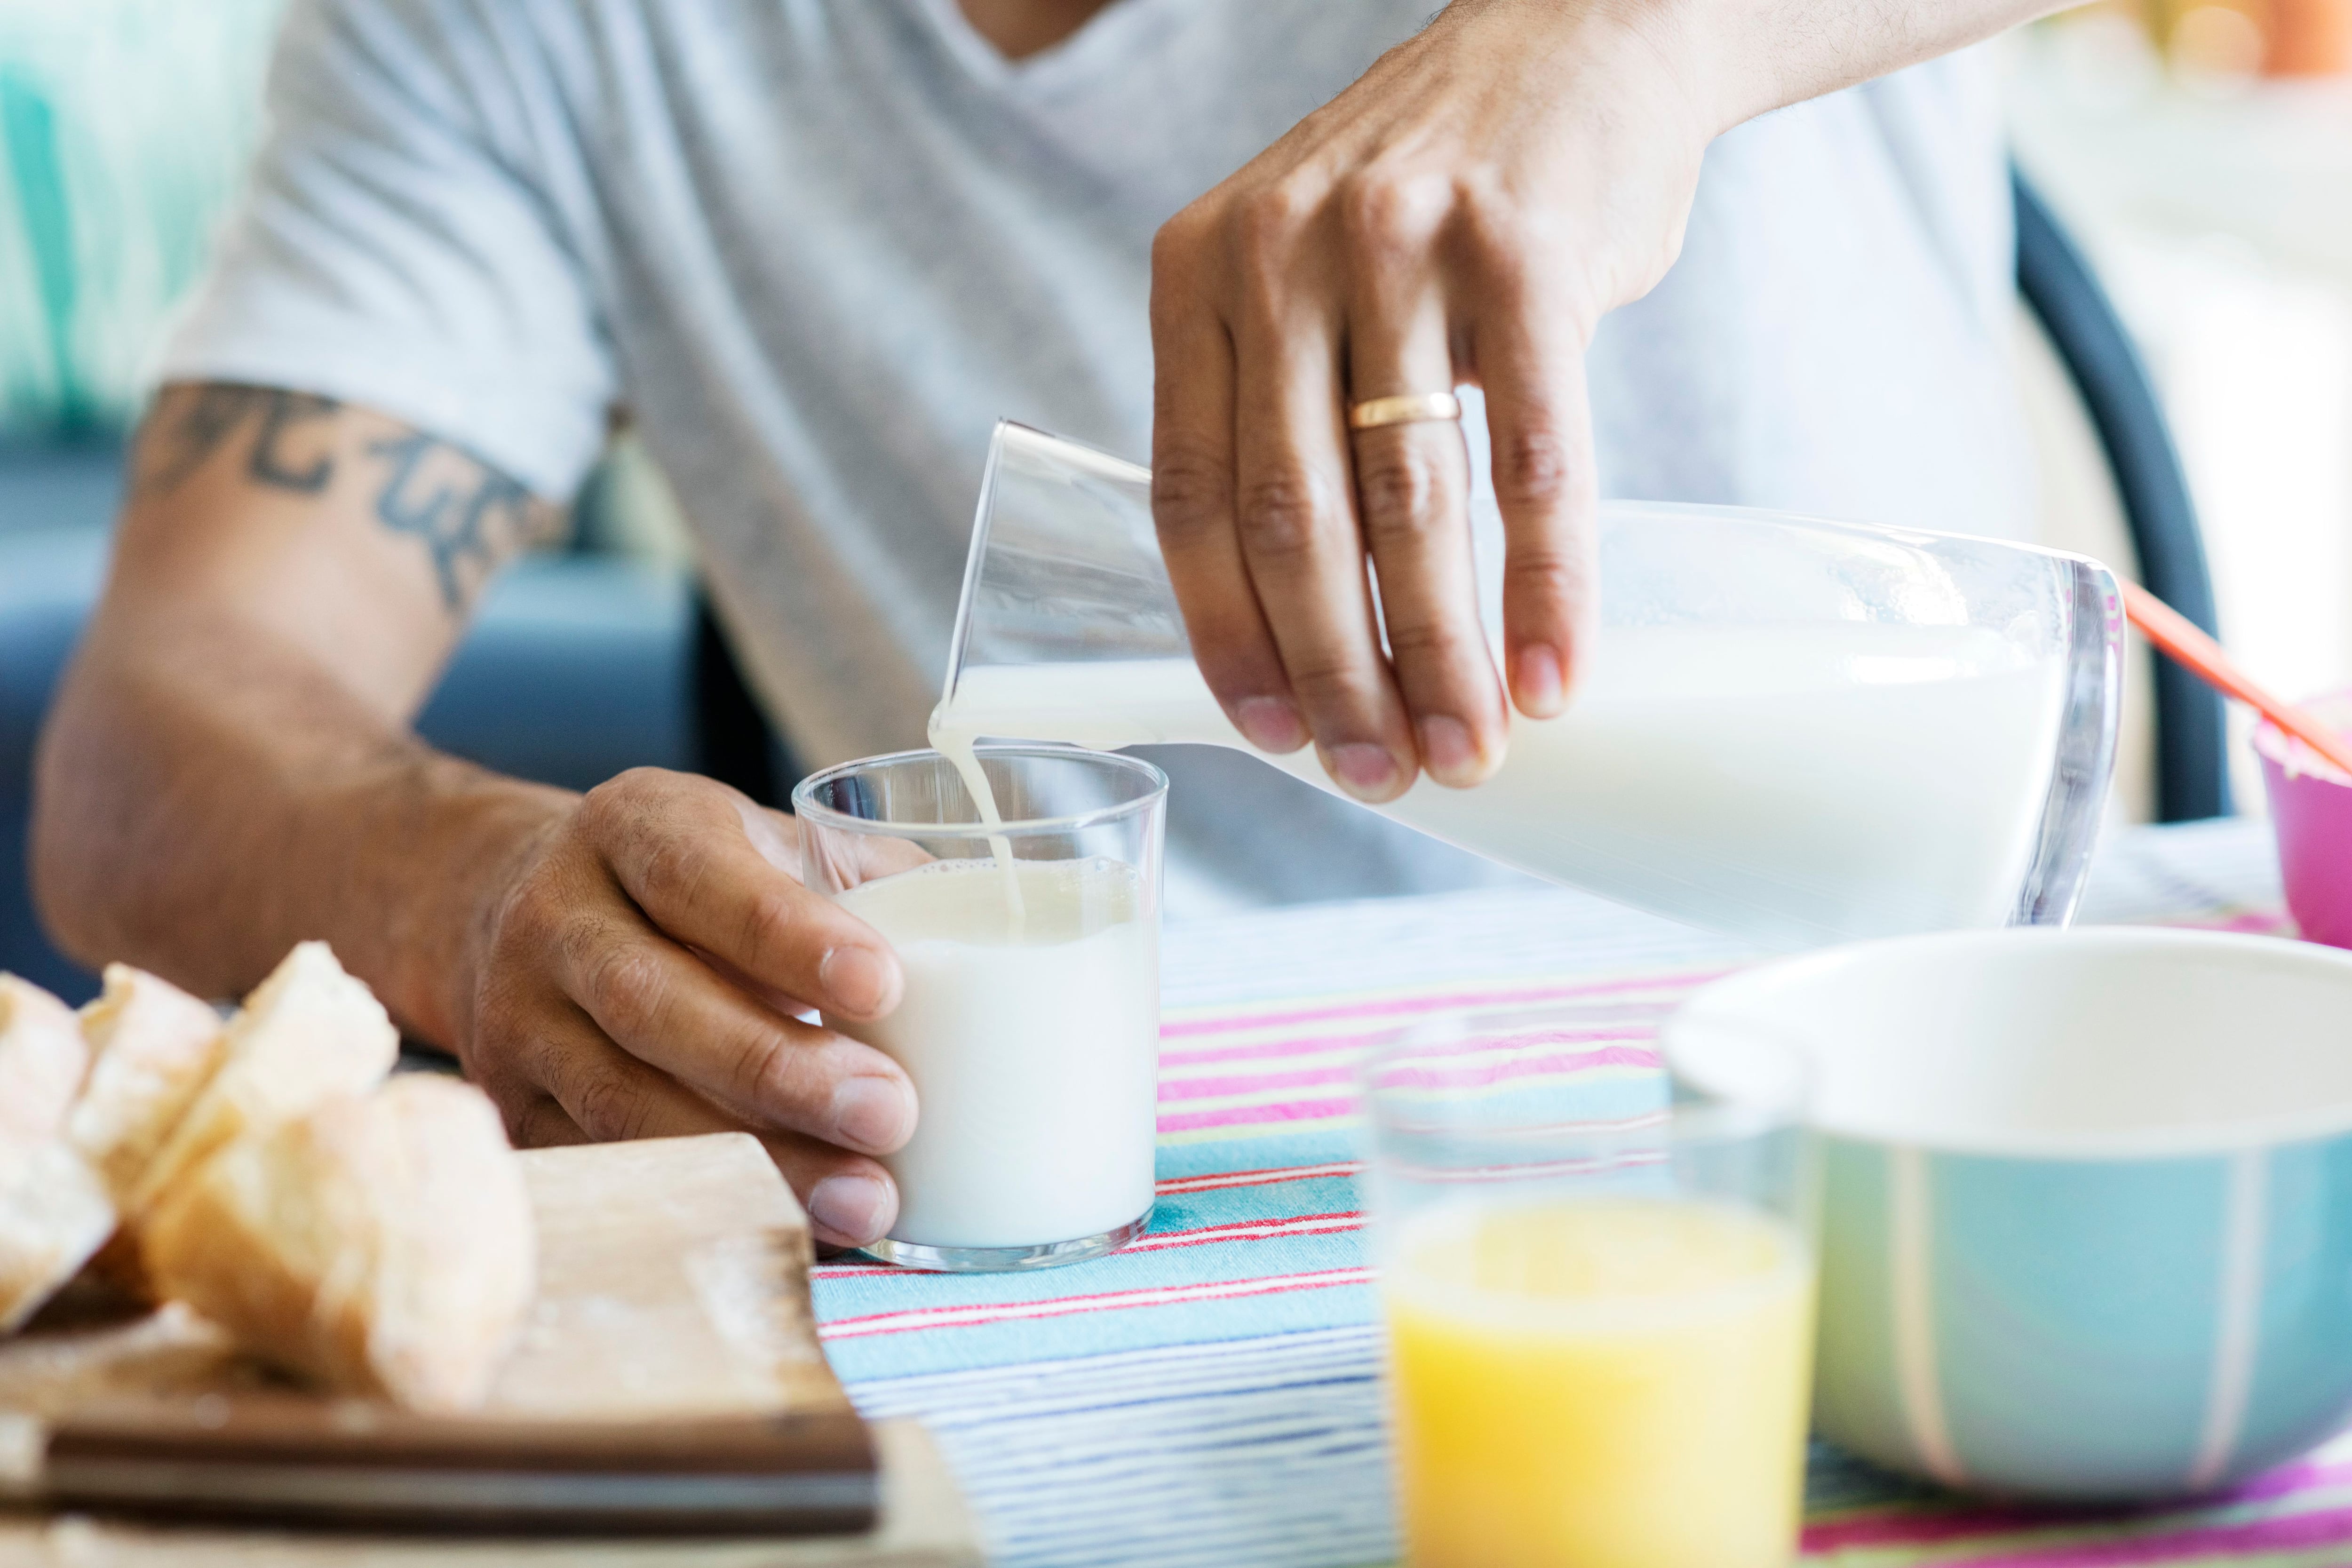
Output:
left=1157, top=1019, right=1667, bottom=1070
left=1158, top=1060, right=1371, bottom=1104
left=1157, top=970, right=1732, bottom=1040
left=1370, top=1043, right=1663, bottom=1091
left=1163, top=1043, right=1656, bottom=1106
left=1802, top=1459, right=2352, bottom=1555
left=818, top=1266, right=1376, bottom=1340
left=1398, top=1023, right=1665, bottom=1056
left=1153, top=1161, right=1363, bottom=1194
left=1803, top=1509, right=2121, bottom=1556
left=1160, top=1026, right=1413, bottom=1071
left=1155, top=1044, right=1654, bottom=1105
left=1167, top=1025, right=1665, bottom=1072
left=1904, top=1505, right=2352, bottom=1566
left=1122, top=1211, right=1361, bottom=1255
left=1158, top=1094, right=1359, bottom=1134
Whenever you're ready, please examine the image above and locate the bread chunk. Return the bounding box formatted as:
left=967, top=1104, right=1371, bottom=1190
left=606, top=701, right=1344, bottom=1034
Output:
left=144, top=1075, right=536, bottom=1411
left=0, top=1141, right=115, bottom=1332
left=0, top=975, right=108, bottom=1330
left=0, top=975, right=89, bottom=1146
left=127, top=942, right=396, bottom=1220
left=69, top=965, right=230, bottom=1204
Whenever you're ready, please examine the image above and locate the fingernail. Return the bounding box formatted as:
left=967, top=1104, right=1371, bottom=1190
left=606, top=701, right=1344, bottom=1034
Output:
left=1513, top=645, right=1566, bottom=717
left=830, top=1076, right=914, bottom=1154
left=1417, top=716, right=1480, bottom=783
left=818, top=945, right=894, bottom=1017
left=808, top=1173, right=895, bottom=1245
left=1326, top=743, right=1401, bottom=801
left=1235, top=696, right=1307, bottom=753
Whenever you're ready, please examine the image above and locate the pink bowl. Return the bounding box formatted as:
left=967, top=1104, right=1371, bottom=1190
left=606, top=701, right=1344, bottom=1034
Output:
left=2256, top=692, right=2352, bottom=949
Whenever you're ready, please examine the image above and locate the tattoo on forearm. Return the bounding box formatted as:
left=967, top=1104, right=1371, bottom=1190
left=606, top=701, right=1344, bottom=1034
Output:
left=135, top=382, right=563, bottom=616
left=138, top=385, right=342, bottom=496
left=249, top=395, right=339, bottom=491
left=367, top=433, right=555, bottom=612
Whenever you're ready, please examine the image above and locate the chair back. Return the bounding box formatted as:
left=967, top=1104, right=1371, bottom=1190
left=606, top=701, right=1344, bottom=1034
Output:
left=2015, top=169, right=2231, bottom=822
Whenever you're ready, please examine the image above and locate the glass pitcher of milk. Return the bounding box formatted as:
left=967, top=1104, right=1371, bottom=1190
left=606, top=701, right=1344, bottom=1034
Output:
left=931, top=422, right=2121, bottom=949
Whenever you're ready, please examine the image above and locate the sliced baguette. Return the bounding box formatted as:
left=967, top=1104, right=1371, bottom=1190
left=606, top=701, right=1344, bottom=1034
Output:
left=144, top=1075, right=535, bottom=1411
left=69, top=964, right=230, bottom=1205
left=126, top=942, right=397, bottom=1221
left=0, top=974, right=89, bottom=1146
left=0, top=1140, right=115, bottom=1332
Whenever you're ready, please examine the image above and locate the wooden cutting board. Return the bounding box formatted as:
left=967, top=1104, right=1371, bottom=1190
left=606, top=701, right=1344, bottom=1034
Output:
left=0, top=1132, right=981, bottom=1566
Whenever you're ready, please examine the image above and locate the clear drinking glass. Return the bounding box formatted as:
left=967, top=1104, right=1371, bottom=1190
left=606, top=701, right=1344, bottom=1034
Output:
left=938, top=421, right=2122, bottom=947
left=1365, top=1003, right=1816, bottom=1568
left=792, top=745, right=1167, bottom=1271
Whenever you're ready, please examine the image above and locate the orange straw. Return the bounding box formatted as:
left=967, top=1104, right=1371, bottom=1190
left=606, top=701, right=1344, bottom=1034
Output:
left=2121, top=579, right=2352, bottom=776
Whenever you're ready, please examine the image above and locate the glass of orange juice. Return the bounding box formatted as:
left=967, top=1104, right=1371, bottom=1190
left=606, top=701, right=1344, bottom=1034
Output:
left=1366, top=1002, right=1816, bottom=1568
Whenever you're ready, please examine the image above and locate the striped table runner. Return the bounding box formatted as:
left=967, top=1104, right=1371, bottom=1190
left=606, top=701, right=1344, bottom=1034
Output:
left=815, top=819, right=2341, bottom=1568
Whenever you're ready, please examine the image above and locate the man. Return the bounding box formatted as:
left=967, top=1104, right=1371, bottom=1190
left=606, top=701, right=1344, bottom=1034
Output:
left=33, top=0, right=2060, bottom=1248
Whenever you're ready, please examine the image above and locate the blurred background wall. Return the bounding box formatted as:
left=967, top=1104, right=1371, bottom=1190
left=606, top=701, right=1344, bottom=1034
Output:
left=0, top=0, right=283, bottom=435
left=2010, top=0, right=2352, bottom=813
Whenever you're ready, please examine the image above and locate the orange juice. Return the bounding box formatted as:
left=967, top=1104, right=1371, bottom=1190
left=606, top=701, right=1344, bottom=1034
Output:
left=1383, top=1198, right=1815, bottom=1568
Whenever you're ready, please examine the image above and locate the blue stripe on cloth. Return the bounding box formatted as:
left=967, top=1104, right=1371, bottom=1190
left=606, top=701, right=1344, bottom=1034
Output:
left=848, top=1328, right=1398, bottom=1568
left=1145, top=1171, right=1362, bottom=1235
left=1151, top=1131, right=1359, bottom=1182
left=815, top=1208, right=1377, bottom=1381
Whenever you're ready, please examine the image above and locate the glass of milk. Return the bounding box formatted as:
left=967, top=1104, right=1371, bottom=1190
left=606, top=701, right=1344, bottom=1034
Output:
left=792, top=745, right=1167, bottom=1272
left=1366, top=1004, right=1816, bottom=1568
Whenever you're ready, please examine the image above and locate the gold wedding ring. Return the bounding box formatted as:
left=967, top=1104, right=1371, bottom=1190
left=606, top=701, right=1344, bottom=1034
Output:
left=1347, top=391, right=1462, bottom=432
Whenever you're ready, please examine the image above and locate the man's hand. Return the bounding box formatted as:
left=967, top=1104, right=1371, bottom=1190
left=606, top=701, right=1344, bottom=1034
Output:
left=1151, top=0, right=1713, bottom=801
left=458, top=770, right=914, bottom=1247
left=1150, top=0, right=2066, bottom=802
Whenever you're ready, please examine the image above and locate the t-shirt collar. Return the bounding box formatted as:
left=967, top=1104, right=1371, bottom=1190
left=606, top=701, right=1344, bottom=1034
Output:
left=913, top=0, right=1177, bottom=99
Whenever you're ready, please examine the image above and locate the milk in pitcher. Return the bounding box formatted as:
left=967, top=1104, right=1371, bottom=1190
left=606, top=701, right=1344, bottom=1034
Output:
left=931, top=619, right=2069, bottom=948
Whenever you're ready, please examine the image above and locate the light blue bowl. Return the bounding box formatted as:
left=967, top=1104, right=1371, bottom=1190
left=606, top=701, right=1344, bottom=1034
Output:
left=1665, top=928, right=2352, bottom=1500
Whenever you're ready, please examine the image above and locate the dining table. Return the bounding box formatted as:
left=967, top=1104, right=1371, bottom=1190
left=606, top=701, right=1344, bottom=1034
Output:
left=809, top=816, right=2351, bottom=1568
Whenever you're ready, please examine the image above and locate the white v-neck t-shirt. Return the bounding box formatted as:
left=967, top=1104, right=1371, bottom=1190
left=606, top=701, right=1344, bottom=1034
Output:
left=163, top=0, right=2028, bottom=916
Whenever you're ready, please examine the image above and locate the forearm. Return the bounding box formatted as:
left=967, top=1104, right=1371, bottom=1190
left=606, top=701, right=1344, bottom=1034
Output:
left=32, top=612, right=569, bottom=1043
left=1442, top=0, right=2069, bottom=142
left=31, top=382, right=568, bottom=1043
left=1665, top=0, right=2075, bottom=130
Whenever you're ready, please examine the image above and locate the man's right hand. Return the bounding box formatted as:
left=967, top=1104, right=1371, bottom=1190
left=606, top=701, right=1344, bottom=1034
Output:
left=34, top=384, right=913, bottom=1250
left=458, top=769, right=914, bottom=1248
